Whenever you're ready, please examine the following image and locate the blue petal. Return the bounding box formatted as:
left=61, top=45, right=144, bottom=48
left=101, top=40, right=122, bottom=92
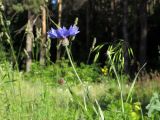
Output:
left=47, top=28, right=57, bottom=39
left=56, top=28, right=65, bottom=39
left=68, top=25, right=80, bottom=36
left=56, top=26, right=68, bottom=39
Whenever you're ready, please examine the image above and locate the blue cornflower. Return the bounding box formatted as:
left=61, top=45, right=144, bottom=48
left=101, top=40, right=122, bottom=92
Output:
left=47, top=25, right=80, bottom=39
left=68, top=25, right=80, bottom=36
left=56, top=26, right=69, bottom=39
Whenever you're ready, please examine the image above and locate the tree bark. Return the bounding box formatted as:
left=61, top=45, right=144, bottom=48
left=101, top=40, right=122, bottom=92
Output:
left=111, top=0, right=118, bottom=41
left=139, top=0, right=147, bottom=66
left=123, top=0, right=129, bottom=74
left=58, top=0, right=62, bottom=26
left=56, top=0, right=62, bottom=60
left=86, top=1, right=89, bottom=55
left=26, top=11, right=34, bottom=72
left=40, top=5, right=46, bottom=65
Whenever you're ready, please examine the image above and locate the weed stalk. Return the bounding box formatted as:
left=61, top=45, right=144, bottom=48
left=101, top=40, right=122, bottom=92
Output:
left=107, top=51, right=125, bottom=114
left=65, top=46, right=82, bottom=84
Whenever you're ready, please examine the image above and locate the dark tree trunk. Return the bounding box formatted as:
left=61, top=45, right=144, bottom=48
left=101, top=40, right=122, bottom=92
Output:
left=111, top=0, right=118, bottom=41
left=139, top=0, right=147, bottom=66
left=123, top=0, right=129, bottom=73
left=86, top=1, right=89, bottom=50
left=131, top=0, right=139, bottom=73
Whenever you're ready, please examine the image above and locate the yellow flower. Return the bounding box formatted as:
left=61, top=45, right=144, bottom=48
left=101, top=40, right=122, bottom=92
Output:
left=134, top=102, right=141, bottom=111
left=101, top=68, right=105, bottom=72
left=101, top=66, right=108, bottom=75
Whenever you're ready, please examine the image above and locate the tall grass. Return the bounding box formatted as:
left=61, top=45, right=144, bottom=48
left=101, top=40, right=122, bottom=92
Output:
left=0, top=62, right=108, bottom=119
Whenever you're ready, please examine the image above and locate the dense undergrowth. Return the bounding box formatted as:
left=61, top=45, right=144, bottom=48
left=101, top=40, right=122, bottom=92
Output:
left=0, top=61, right=160, bottom=119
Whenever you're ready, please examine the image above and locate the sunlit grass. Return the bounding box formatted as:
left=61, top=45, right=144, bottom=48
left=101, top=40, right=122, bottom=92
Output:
left=0, top=61, right=160, bottom=119
left=0, top=74, right=159, bottom=118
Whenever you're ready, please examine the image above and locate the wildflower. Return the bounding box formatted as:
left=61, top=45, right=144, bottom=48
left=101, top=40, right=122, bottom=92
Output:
left=47, top=25, right=79, bottom=39
left=101, top=66, right=108, bottom=75
left=134, top=102, right=141, bottom=111
left=47, top=25, right=79, bottom=46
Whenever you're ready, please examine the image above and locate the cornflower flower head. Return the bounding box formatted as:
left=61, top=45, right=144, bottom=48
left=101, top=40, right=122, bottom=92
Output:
left=48, top=25, right=79, bottom=39
left=47, top=25, right=80, bottom=46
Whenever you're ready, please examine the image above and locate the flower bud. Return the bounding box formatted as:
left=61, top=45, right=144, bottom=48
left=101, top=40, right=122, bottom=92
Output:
left=61, top=38, right=69, bottom=46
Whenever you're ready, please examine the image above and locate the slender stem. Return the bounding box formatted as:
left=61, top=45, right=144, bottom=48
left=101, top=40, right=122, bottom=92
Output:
left=65, top=46, right=82, bottom=84
left=87, top=38, right=96, bottom=64
left=126, top=63, right=146, bottom=102
left=66, top=45, right=105, bottom=119
left=87, top=50, right=91, bottom=64
left=1, top=13, right=19, bottom=71
left=108, top=53, right=124, bottom=114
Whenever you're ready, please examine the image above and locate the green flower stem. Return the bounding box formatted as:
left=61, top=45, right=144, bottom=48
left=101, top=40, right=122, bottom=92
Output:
left=65, top=46, right=83, bottom=84
left=65, top=45, right=104, bottom=118
left=108, top=52, right=124, bottom=114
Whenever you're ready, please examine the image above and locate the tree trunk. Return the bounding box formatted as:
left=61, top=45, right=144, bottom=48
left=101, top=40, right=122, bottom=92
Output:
left=86, top=1, right=89, bottom=56
left=58, top=0, right=62, bottom=26
left=123, top=0, right=129, bottom=74
left=26, top=11, right=33, bottom=72
left=111, top=0, right=118, bottom=41
left=40, top=6, right=46, bottom=65
left=56, top=0, right=62, bottom=60
left=131, top=1, right=138, bottom=73
left=139, top=0, right=147, bottom=66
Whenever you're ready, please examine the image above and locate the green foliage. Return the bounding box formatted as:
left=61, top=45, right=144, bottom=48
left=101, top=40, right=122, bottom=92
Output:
left=12, top=0, right=46, bottom=13
left=104, top=101, right=143, bottom=120
left=0, top=44, right=7, bottom=62
left=146, top=92, right=160, bottom=119
left=0, top=61, right=157, bottom=119
left=77, top=63, right=100, bottom=82
left=0, top=5, right=17, bottom=68
left=0, top=63, right=74, bottom=119
left=0, top=5, right=10, bottom=61
left=25, top=60, right=102, bottom=84
left=87, top=37, right=105, bottom=64
left=106, top=40, right=133, bottom=75
left=12, top=3, right=24, bottom=12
